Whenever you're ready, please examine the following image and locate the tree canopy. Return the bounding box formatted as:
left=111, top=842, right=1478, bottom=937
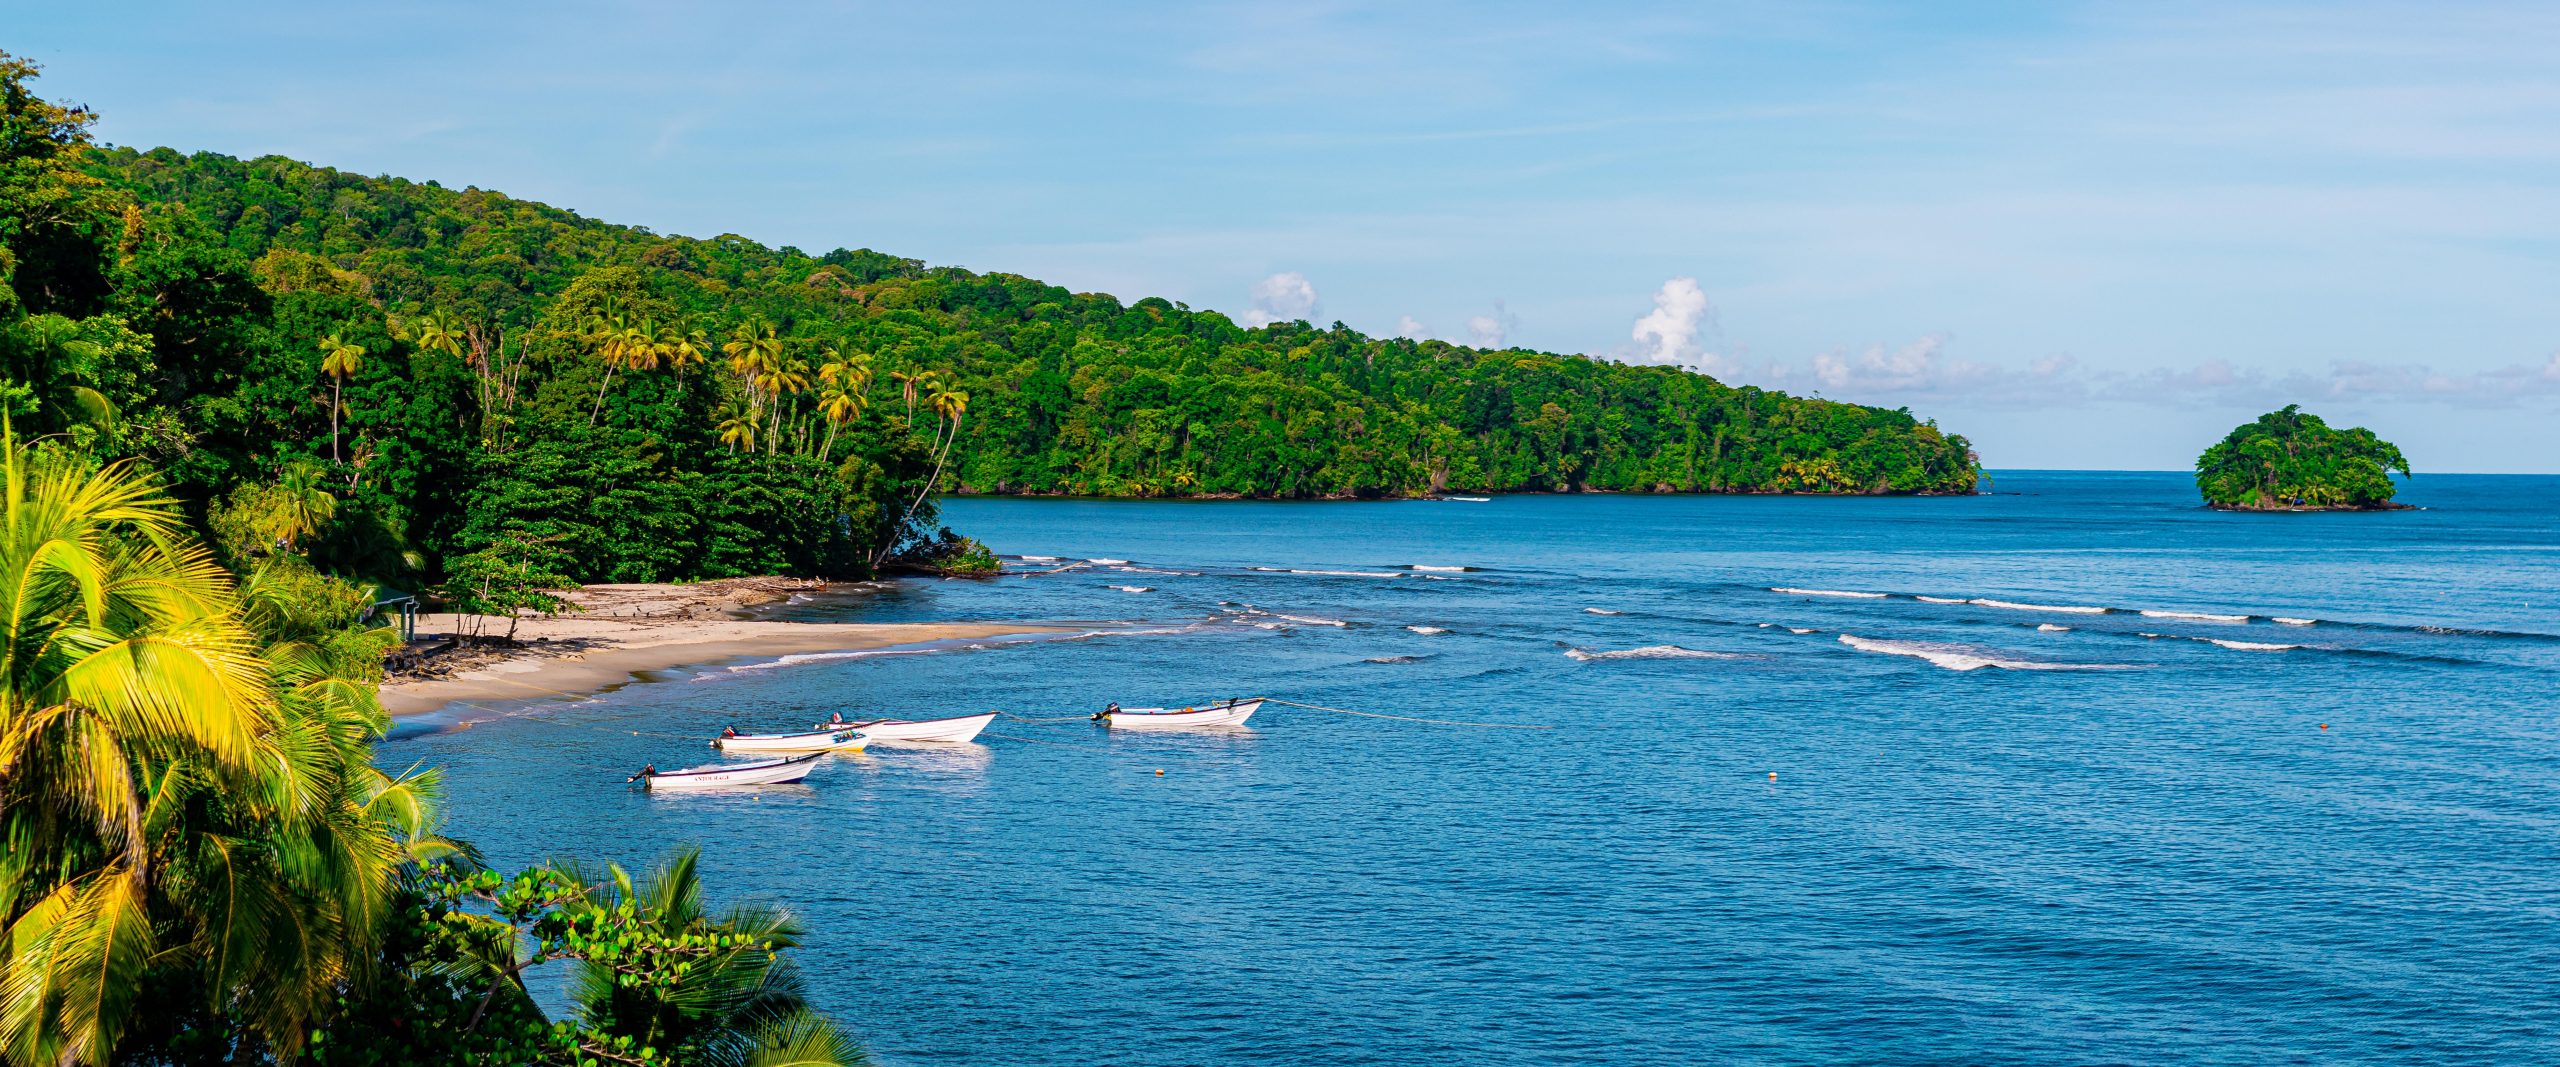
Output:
left=2194, top=405, right=2411, bottom=510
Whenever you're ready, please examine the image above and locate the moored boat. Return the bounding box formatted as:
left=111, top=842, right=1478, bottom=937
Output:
left=808, top=711, right=996, bottom=744
left=633, top=752, right=824, bottom=790
left=1097, top=697, right=1263, bottom=729
left=712, top=728, right=870, bottom=754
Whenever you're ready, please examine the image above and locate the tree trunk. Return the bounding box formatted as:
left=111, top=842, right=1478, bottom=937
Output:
left=331, top=377, right=343, bottom=462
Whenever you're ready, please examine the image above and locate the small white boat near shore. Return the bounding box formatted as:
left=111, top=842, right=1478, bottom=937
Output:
left=713, top=728, right=870, bottom=754
left=1098, top=698, right=1263, bottom=729
left=634, top=752, right=824, bottom=790
left=809, top=712, right=996, bottom=744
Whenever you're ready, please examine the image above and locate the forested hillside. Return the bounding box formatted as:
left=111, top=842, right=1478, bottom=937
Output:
left=14, top=54, right=1974, bottom=590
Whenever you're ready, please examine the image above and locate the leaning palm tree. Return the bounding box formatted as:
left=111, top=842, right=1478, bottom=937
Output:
left=814, top=384, right=866, bottom=464
left=874, top=384, right=969, bottom=567
left=318, top=333, right=366, bottom=461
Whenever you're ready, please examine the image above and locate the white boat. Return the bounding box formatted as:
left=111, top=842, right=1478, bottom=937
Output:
left=809, top=711, right=995, bottom=744
left=1098, top=697, right=1263, bottom=730
left=712, top=728, right=870, bottom=754
left=634, top=752, right=823, bottom=790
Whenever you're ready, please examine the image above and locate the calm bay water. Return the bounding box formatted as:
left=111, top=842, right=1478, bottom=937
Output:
left=391, top=471, right=2560, bottom=1066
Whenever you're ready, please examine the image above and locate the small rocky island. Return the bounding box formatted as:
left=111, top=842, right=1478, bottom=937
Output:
left=2195, top=405, right=2412, bottom=510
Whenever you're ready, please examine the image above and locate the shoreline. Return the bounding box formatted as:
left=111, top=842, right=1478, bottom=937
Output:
left=379, top=580, right=1057, bottom=717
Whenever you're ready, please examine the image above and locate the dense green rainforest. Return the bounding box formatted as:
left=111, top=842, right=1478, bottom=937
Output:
left=6, top=59, right=1970, bottom=588
left=2195, top=406, right=2410, bottom=511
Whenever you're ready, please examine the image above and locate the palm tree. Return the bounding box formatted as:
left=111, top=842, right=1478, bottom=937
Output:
left=318, top=333, right=366, bottom=462
left=721, top=323, right=785, bottom=418
left=546, top=848, right=864, bottom=1065
left=662, top=324, right=707, bottom=384
left=764, top=357, right=812, bottom=455
left=875, top=383, right=969, bottom=567
left=714, top=403, right=758, bottom=454
left=275, top=458, right=337, bottom=551
left=889, top=370, right=922, bottom=420
left=0, top=430, right=440, bottom=1064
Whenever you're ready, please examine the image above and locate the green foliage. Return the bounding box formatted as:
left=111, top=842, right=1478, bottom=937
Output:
left=2194, top=405, right=2411, bottom=510
left=82, top=136, right=1979, bottom=528
left=305, top=856, right=866, bottom=1067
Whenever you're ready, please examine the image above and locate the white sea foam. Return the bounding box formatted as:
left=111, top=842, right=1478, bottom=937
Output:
left=1087, top=558, right=1130, bottom=565
left=1771, top=587, right=1888, bottom=599
left=1915, top=595, right=1967, bottom=604
left=1116, top=565, right=1197, bottom=576
left=1407, top=565, right=1473, bottom=572
left=1108, top=585, right=1153, bottom=593
left=1583, top=608, right=1623, bottom=615
left=1757, top=623, right=1775, bottom=628
left=1565, top=645, right=1743, bottom=661
left=1365, top=655, right=1422, bottom=663
left=2273, top=617, right=2318, bottom=626
left=1789, top=627, right=1817, bottom=635
left=1018, top=555, right=1062, bottom=562
left=1970, top=598, right=2109, bottom=615
left=2141, top=610, right=2250, bottom=623
left=1838, top=634, right=2133, bottom=672
left=2038, top=624, right=2072, bottom=632
left=1274, top=614, right=1349, bottom=627
left=2208, top=639, right=2301, bottom=651
left=1290, top=569, right=1404, bottom=578
left=1406, top=625, right=1449, bottom=634
left=726, top=648, right=938, bottom=672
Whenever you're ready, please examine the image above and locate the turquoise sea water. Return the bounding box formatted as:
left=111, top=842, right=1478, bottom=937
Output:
left=391, top=471, right=2560, bottom=1065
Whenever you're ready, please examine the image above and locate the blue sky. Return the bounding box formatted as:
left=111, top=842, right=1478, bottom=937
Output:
left=18, top=2, right=2560, bottom=470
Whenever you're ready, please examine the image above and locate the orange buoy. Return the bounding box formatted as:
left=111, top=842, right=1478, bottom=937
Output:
left=1155, top=768, right=1165, bottom=776
left=1768, top=771, right=1778, bottom=781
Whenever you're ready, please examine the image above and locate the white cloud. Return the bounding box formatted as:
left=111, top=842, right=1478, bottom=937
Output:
left=1629, top=277, right=1713, bottom=364
left=1238, top=271, right=1318, bottom=327
left=1467, top=301, right=1516, bottom=347
left=1396, top=315, right=1428, bottom=339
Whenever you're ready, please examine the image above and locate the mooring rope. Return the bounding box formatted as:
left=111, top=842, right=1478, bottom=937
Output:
left=1261, top=698, right=1553, bottom=730
left=998, top=712, right=1097, bottom=725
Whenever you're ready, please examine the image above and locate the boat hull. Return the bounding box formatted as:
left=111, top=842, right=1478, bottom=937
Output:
left=1103, top=698, right=1263, bottom=730
left=713, top=729, right=869, bottom=754
left=643, top=753, right=823, bottom=789
left=813, top=712, right=995, bottom=744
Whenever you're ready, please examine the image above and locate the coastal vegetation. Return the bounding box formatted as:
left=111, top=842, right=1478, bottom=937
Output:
left=2195, top=405, right=2411, bottom=511
left=1, top=52, right=863, bottom=1066
left=7, top=46, right=1967, bottom=598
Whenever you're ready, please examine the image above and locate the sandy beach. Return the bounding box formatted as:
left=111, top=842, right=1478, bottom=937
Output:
left=379, top=578, right=1053, bottom=716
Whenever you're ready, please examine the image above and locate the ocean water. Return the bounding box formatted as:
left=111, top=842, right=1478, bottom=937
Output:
left=390, top=471, right=2560, bottom=1066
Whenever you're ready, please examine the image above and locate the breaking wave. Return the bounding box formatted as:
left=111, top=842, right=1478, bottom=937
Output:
left=1087, top=558, right=1130, bottom=565
left=1969, top=598, right=2110, bottom=615
left=2038, top=624, right=2072, bottom=633
left=1915, top=595, right=1967, bottom=604
left=1364, top=655, right=1423, bottom=664
left=2274, top=617, right=2318, bottom=626
left=2141, top=610, right=2251, bottom=623
left=2209, top=639, right=2301, bottom=651
left=1838, top=634, right=2136, bottom=672
left=1584, top=608, right=1622, bottom=615
left=1274, top=613, right=1349, bottom=627
left=1108, top=585, right=1153, bottom=593
left=1771, top=587, right=1888, bottom=599
left=1406, top=625, right=1449, bottom=635
left=1407, top=565, right=1475, bottom=572
left=1565, top=645, right=1746, bottom=662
